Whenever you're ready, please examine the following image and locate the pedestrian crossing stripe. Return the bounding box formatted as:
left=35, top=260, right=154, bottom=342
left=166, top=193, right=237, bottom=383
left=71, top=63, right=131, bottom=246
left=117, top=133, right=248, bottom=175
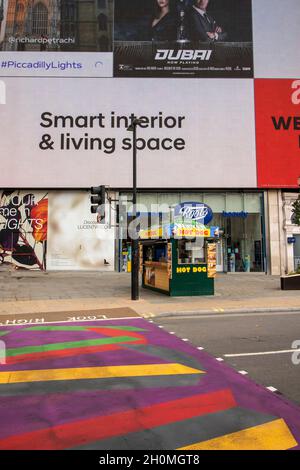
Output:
left=178, top=418, right=297, bottom=450
left=0, top=363, right=205, bottom=384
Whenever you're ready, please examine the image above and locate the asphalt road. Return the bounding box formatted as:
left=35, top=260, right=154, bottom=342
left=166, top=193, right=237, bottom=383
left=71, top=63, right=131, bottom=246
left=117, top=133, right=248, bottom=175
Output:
left=153, top=311, right=300, bottom=406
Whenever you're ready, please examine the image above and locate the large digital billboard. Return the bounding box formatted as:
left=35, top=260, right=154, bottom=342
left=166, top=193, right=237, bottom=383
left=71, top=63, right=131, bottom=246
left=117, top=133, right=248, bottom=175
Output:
left=252, top=0, right=300, bottom=78
left=114, top=0, right=253, bottom=78
left=0, top=77, right=256, bottom=188
left=0, top=0, right=114, bottom=77
left=255, top=79, right=300, bottom=188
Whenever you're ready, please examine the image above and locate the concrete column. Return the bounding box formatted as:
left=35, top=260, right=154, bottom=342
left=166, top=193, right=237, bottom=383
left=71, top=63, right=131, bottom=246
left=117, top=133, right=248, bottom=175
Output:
left=266, top=190, right=285, bottom=275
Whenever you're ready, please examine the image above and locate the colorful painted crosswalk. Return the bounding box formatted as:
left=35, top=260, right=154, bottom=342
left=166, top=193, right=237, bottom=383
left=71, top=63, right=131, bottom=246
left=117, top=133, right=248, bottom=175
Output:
left=0, top=318, right=299, bottom=450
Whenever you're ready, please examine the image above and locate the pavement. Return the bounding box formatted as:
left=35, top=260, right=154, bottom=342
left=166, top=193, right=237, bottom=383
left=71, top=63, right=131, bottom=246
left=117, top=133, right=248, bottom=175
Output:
left=0, top=270, right=300, bottom=319
left=0, top=317, right=300, bottom=450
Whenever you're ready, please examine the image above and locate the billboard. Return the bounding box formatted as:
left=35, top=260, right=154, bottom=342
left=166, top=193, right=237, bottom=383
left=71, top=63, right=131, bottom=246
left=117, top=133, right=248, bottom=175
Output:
left=0, top=0, right=114, bottom=77
left=47, top=191, right=114, bottom=271
left=0, top=77, right=256, bottom=188
left=114, top=0, right=253, bottom=78
left=252, top=0, right=300, bottom=78
left=0, top=189, right=115, bottom=271
left=255, top=79, right=300, bottom=188
left=0, top=189, right=48, bottom=270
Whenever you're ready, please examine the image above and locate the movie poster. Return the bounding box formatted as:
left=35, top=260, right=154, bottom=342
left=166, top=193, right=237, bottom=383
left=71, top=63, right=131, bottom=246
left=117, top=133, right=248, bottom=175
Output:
left=114, top=0, right=253, bottom=78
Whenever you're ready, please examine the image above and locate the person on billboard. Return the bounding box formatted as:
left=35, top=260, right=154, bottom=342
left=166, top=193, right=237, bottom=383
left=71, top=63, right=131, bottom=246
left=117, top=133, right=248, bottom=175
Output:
left=188, top=0, right=227, bottom=42
left=151, top=0, right=177, bottom=41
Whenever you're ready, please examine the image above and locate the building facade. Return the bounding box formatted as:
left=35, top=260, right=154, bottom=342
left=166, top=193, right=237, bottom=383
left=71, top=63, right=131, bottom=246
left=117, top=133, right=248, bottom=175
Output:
left=0, top=0, right=300, bottom=274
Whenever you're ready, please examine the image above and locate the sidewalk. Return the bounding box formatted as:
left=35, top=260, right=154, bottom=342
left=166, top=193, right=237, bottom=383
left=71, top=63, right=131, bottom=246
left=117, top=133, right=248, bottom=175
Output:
left=1, top=270, right=300, bottom=318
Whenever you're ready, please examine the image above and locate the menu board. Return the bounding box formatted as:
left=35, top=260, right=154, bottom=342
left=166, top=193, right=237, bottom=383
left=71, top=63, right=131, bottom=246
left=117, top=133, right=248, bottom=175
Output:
left=207, top=243, right=217, bottom=279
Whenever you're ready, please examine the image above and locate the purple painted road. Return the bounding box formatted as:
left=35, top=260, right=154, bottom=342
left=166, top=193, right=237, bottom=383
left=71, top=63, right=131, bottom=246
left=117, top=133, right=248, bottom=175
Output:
left=0, top=318, right=299, bottom=450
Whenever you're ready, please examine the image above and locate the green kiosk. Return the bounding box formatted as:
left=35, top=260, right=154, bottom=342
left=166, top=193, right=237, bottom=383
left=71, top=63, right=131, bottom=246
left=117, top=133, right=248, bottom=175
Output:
left=139, top=202, right=219, bottom=296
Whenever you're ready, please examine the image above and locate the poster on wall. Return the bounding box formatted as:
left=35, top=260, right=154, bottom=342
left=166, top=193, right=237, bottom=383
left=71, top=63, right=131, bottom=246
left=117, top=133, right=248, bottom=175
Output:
left=46, top=191, right=115, bottom=271
left=114, top=0, right=253, bottom=78
left=0, top=1, right=114, bottom=77
left=0, top=190, right=48, bottom=270
left=0, top=77, right=256, bottom=189
left=255, top=79, right=300, bottom=188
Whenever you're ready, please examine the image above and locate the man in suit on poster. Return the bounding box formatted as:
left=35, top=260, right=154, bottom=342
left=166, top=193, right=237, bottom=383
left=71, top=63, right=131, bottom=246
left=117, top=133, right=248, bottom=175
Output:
left=189, top=0, right=227, bottom=42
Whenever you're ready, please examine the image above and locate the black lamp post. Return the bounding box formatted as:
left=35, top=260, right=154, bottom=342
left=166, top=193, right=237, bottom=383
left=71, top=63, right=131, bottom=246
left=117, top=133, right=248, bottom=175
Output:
left=127, top=118, right=143, bottom=301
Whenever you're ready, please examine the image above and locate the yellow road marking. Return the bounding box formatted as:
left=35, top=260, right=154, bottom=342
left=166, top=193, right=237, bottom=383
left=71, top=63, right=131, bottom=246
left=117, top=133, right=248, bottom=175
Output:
left=0, top=363, right=204, bottom=384
left=178, top=418, right=297, bottom=450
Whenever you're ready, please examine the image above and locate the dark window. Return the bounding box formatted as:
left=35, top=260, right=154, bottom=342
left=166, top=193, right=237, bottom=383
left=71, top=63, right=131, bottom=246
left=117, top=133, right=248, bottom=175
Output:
left=98, top=35, right=108, bottom=51
left=32, top=3, right=48, bottom=36
left=98, top=13, right=107, bottom=31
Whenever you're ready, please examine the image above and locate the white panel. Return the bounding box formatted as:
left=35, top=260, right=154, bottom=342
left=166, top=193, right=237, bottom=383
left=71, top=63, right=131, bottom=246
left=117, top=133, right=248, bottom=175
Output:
left=0, top=52, right=113, bottom=77
left=0, top=77, right=257, bottom=189
left=253, top=0, right=300, bottom=78
left=47, top=190, right=115, bottom=271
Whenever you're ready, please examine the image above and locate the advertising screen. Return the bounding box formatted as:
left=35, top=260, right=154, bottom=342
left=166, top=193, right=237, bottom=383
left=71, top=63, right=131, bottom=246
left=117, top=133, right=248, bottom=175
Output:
left=0, top=0, right=114, bottom=77
left=255, top=79, right=300, bottom=188
left=0, top=77, right=256, bottom=188
left=114, top=0, right=253, bottom=78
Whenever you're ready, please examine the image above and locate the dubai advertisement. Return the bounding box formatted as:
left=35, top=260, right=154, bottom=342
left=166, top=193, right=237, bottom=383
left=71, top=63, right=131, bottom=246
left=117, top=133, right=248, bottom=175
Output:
left=255, top=79, right=300, bottom=188
left=114, top=0, right=253, bottom=78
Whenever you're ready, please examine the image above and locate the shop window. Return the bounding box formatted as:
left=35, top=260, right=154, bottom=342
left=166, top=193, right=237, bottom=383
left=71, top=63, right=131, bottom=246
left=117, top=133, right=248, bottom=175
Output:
left=178, top=239, right=205, bottom=265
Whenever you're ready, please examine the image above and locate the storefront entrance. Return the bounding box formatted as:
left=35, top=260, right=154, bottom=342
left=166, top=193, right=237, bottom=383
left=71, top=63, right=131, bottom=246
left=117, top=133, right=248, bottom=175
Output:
left=118, top=191, right=266, bottom=274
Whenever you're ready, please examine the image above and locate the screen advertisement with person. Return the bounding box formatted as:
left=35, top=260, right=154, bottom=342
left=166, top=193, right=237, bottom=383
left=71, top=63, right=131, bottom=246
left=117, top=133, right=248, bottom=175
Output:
left=114, top=0, right=253, bottom=78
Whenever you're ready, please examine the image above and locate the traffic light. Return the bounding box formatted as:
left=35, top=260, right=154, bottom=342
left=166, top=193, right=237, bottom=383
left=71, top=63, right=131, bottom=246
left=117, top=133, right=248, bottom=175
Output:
left=90, top=185, right=106, bottom=221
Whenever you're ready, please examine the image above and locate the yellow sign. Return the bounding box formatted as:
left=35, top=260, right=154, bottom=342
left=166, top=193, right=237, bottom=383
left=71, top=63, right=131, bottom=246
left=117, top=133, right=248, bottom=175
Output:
left=140, top=227, right=163, bottom=239
left=174, top=226, right=211, bottom=238
left=176, top=266, right=207, bottom=274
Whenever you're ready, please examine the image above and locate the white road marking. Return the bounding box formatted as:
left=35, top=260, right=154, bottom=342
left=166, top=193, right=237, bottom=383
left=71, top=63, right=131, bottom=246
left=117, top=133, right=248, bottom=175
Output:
left=216, top=357, right=224, bottom=362
left=161, top=310, right=300, bottom=320
left=182, top=338, right=189, bottom=342
left=267, top=386, right=278, bottom=393
left=238, top=370, right=248, bottom=375
left=197, top=347, right=204, bottom=350
left=224, top=349, right=299, bottom=358
left=0, top=316, right=141, bottom=327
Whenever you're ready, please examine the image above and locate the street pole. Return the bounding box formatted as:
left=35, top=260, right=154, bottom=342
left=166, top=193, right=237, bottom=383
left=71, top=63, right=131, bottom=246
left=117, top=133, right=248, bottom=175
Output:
left=131, top=121, right=139, bottom=300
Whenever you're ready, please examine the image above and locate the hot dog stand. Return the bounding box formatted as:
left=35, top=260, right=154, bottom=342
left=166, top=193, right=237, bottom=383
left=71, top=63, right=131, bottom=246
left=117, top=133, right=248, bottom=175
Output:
left=139, top=202, right=219, bottom=296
